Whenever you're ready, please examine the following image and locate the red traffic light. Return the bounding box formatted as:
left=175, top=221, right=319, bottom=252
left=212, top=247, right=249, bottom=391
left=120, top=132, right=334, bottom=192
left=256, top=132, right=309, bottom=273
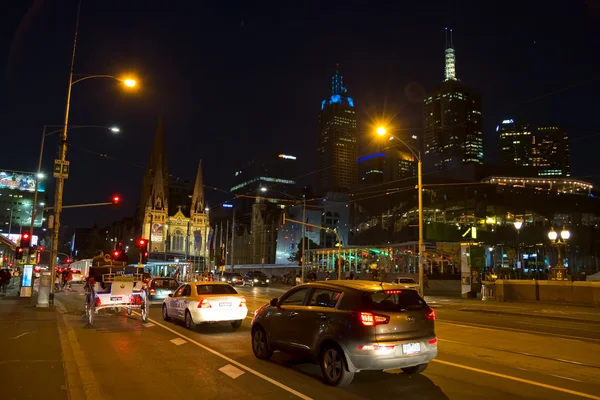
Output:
left=17, top=248, right=23, bottom=253
left=22, top=233, right=30, bottom=240
left=113, top=251, right=120, bottom=258
left=138, top=239, right=146, bottom=246
left=39, top=246, right=45, bottom=251
left=112, top=195, right=121, bottom=203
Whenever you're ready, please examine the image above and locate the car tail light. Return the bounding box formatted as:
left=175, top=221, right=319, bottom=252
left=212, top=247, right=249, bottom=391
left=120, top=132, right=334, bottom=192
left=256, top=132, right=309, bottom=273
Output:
left=384, top=290, right=402, bottom=295
left=95, top=297, right=102, bottom=306
left=428, top=338, right=438, bottom=345
left=359, top=312, right=390, bottom=327
left=149, top=288, right=156, bottom=295
left=198, top=298, right=211, bottom=308
left=357, top=344, right=395, bottom=355
left=426, top=307, right=436, bottom=320
left=240, top=297, right=246, bottom=308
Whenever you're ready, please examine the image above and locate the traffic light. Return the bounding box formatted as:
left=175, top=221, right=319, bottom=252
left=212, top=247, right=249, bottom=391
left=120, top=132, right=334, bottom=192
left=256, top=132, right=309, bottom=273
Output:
left=15, top=247, right=24, bottom=260
left=39, top=246, right=45, bottom=252
left=113, top=250, right=121, bottom=259
left=21, top=232, right=31, bottom=248
left=137, top=238, right=148, bottom=264
left=112, top=194, right=121, bottom=209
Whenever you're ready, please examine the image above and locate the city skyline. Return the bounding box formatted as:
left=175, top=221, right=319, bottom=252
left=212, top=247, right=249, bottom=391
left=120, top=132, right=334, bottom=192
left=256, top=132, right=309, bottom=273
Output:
left=0, top=1, right=598, bottom=228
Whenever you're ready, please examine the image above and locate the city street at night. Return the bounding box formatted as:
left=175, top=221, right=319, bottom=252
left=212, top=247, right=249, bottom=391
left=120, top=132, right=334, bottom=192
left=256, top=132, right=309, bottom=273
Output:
left=12, top=284, right=597, bottom=400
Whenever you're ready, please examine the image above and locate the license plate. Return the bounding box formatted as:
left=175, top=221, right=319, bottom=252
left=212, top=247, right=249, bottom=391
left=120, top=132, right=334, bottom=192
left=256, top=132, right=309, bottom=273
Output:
left=402, top=343, right=421, bottom=354
left=219, top=302, right=232, bottom=307
left=110, top=296, right=122, bottom=302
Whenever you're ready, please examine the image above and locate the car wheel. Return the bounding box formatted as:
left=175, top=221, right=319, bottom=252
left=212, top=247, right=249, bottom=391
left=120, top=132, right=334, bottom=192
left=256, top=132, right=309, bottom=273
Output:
left=184, top=310, right=195, bottom=330
left=401, top=363, right=428, bottom=374
left=162, top=304, right=171, bottom=321
left=251, top=326, right=272, bottom=359
left=231, top=319, right=242, bottom=329
left=320, top=345, right=354, bottom=386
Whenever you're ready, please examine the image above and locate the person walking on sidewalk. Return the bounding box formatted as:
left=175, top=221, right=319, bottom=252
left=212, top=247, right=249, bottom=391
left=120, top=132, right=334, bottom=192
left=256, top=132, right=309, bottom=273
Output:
left=0, top=268, right=11, bottom=295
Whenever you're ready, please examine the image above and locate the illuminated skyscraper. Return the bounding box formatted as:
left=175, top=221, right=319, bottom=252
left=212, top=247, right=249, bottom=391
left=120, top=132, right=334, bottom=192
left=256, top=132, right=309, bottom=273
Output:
left=498, top=118, right=533, bottom=167
left=423, top=29, right=484, bottom=171
left=317, top=66, right=358, bottom=193
left=532, top=125, right=570, bottom=177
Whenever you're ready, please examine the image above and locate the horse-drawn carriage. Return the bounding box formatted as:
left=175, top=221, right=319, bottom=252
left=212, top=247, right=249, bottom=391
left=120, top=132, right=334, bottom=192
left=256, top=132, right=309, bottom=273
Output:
left=84, top=260, right=150, bottom=326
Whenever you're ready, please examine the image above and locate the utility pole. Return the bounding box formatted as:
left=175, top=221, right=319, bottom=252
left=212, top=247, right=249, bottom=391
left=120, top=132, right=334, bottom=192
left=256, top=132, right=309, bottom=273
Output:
left=417, top=154, right=424, bottom=297
left=301, top=198, right=306, bottom=283
left=48, top=2, right=81, bottom=306
left=224, top=219, right=229, bottom=267
left=230, top=209, right=236, bottom=271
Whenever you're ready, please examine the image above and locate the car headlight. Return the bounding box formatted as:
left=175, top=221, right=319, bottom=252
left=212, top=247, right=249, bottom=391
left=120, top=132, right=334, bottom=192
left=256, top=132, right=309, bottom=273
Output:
left=266, top=279, right=270, bottom=283
left=221, top=278, right=227, bottom=281
left=254, top=279, right=258, bottom=282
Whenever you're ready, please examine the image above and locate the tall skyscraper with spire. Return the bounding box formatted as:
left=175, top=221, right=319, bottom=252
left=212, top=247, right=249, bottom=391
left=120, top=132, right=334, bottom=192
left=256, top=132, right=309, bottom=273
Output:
left=423, top=28, right=483, bottom=171
left=140, top=121, right=209, bottom=266
left=317, top=65, right=358, bottom=194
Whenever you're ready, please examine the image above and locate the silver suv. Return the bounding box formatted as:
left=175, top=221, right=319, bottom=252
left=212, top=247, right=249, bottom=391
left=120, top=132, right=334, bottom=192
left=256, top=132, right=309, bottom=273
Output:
left=251, top=280, right=437, bottom=386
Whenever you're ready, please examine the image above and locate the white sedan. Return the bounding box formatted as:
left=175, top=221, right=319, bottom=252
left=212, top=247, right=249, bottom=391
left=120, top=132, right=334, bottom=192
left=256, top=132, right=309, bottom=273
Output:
left=162, top=282, right=248, bottom=330
left=391, top=277, right=420, bottom=291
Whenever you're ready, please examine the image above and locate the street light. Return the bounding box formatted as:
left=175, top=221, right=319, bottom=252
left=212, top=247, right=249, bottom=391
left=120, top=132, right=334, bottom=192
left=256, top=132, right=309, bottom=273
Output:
left=375, top=126, right=424, bottom=296
left=123, top=78, right=137, bottom=88
left=259, top=187, right=267, bottom=193
left=514, top=220, right=522, bottom=270
left=547, top=226, right=570, bottom=281
left=110, top=126, right=120, bottom=133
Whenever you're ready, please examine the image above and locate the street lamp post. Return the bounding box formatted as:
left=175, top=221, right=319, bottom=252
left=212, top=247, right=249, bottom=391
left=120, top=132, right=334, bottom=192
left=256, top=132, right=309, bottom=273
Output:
left=377, top=127, right=425, bottom=297
left=514, top=220, right=522, bottom=272
left=47, top=2, right=136, bottom=306
left=547, top=226, right=570, bottom=281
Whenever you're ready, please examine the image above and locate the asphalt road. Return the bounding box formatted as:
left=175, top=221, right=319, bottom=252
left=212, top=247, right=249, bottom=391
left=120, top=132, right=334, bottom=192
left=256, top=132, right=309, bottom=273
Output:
left=53, top=284, right=600, bottom=400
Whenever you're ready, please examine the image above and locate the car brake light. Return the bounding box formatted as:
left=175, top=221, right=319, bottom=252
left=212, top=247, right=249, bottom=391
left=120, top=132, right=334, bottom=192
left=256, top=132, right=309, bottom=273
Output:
left=198, top=298, right=211, bottom=308
left=357, top=345, right=395, bottom=355
left=428, top=338, right=438, bottom=345
left=95, top=297, right=101, bottom=306
left=384, top=289, right=402, bottom=295
left=426, top=307, right=436, bottom=320
left=240, top=296, right=246, bottom=308
left=149, top=288, right=156, bottom=295
left=360, top=312, right=390, bottom=327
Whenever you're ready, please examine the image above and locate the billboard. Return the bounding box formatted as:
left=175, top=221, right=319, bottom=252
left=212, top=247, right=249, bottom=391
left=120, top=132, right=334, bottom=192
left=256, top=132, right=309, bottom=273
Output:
left=0, top=170, right=45, bottom=192
left=2, top=233, right=39, bottom=247
left=151, top=222, right=164, bottom=243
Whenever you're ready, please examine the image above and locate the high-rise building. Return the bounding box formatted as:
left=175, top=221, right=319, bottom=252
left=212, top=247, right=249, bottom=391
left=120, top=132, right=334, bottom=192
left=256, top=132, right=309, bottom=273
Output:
left=533, top=125, right=570, bottom=177
left=498, top=118, right=533, bottom=167
left=317, top=66, right=358, bottom=194
left=423, top=28, right=483, bottom=171
left=358, top=143, right=417, bottom=185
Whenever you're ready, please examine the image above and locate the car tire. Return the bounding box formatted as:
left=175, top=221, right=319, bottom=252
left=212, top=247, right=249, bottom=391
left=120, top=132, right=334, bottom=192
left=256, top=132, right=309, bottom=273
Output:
left=251, top=326, right=272, bottom=360
left=319, top=344, right=354, bottom=386
left=231, top=319, right=242, bottom=329
left=162, top=304, right=171, bottom=321
left=184, top=310, right=195, bottom=330
left=401, top=363, right=429, bottom=375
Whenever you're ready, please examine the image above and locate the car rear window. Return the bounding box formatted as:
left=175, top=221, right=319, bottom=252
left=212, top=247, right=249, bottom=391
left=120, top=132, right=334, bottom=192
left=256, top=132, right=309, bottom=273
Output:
left=152, top=279, right=179, bottom=289
left=196, top=285, right=238, bottom=295
left=363, top=290, right=426, bottom=312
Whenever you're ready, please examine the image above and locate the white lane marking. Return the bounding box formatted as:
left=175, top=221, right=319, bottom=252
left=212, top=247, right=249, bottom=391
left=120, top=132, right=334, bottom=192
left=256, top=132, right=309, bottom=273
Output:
left=170, top=338, right=187, bottom=346
left=515, top=321, right=600, bottom=333
left=433, top=359, right=600, bottom=399
left=10, top=331, right=36, bottom=340
left=437, top=320, right=600, bottom=343
left=549, top=374, right=583, bottom=383
left=134, top=313, right=312, bottom=400
left=143, top=323, right=155, bottom=328
left=219, top=364, right=245, bottom=379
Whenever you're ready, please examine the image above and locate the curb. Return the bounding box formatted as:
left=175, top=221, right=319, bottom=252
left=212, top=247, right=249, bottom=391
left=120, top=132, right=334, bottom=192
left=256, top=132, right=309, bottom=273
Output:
left=459, top=308, right=600, bottom=324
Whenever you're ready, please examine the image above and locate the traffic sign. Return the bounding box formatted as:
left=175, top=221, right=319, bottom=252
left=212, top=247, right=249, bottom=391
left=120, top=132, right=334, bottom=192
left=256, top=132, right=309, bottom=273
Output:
left=53, top=160, right=70, bottom=179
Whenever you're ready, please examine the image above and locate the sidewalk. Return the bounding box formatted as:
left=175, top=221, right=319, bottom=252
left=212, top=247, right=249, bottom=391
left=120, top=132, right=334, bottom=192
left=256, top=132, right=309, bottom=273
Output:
left=0, top=282, right=68, bottom=400
left=426, top=295, right=600, bottom=324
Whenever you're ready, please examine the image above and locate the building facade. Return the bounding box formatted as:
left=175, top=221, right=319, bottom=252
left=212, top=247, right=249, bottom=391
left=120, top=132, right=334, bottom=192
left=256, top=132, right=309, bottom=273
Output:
left=498, top=118, right=533, bottom=167
left=141, top=123, right=210, bottom=268
left=533, top=125, right=570, bottom=177
left=317, top=66, right=358, bottom=194
left=423, top=29, right=484, bottom=171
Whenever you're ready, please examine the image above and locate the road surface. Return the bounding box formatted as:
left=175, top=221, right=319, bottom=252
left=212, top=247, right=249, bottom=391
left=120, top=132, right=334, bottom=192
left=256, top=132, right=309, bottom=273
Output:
left=49, top=284, right=600, bottom=400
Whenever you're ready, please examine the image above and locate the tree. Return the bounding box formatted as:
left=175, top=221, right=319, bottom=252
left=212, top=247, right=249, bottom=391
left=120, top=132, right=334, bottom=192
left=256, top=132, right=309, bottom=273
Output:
left=290, top=237, right=320, bottom=264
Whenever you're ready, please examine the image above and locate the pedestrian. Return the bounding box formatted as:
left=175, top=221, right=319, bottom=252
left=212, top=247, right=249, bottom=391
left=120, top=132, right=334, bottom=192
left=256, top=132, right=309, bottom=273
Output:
left=66, top=268, right=73, bottom=290
left=0, top=269, right=9, bottom=295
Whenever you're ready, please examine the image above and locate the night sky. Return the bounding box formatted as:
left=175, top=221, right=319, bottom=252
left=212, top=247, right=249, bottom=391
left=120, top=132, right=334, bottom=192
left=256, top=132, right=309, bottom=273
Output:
left=1, top=1, right=599, bottom=229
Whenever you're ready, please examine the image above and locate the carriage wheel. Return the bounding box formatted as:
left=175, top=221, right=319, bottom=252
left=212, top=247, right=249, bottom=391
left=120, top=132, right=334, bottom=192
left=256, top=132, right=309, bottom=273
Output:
left=141, top=301, right=149, bottom=322
left=87, top=302, right=95, bottom=325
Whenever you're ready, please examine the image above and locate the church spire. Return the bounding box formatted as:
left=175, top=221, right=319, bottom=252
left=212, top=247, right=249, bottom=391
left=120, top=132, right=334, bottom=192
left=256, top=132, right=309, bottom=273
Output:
left=149, top=154, right=168, bottom=211
left=331, top=64, right=347, bottom=95
left=191, top=160, right=205, bottom=214
left=444, top=27, right=456, bottom=81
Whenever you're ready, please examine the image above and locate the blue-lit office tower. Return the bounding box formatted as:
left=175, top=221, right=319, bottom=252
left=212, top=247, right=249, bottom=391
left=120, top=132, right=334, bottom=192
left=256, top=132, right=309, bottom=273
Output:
left=317, top=66, right=358, bottom=194
left=423, top=28, right=483, bottom=172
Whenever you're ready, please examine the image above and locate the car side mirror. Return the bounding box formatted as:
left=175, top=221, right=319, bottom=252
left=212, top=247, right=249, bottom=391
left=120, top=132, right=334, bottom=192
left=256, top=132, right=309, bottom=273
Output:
left=168, top=294, right=173, bottom=298
left=270, top=297, right=278, bottom=307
